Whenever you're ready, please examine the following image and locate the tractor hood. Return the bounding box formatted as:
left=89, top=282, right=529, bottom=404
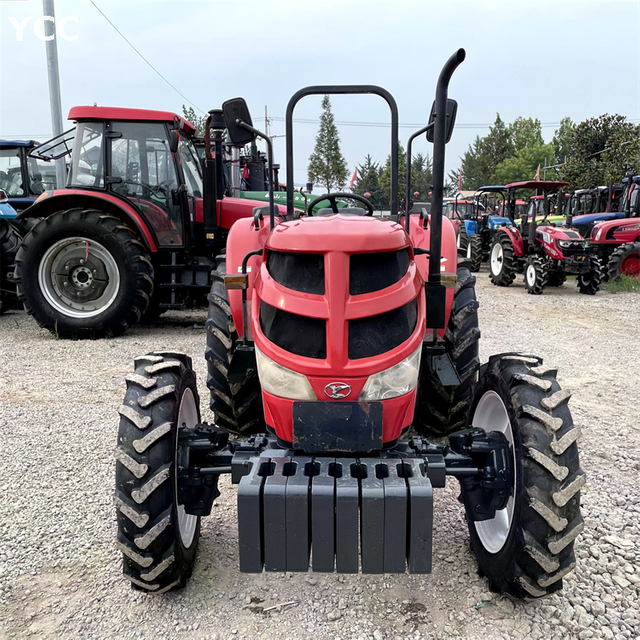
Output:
left=568, top=211, right=624, bottom=227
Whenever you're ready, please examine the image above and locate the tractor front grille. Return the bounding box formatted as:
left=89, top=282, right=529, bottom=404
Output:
left=350, top=249, right=410, bottom=295
left=260, top=301, right=327, bottom=359
left=266, top=250, right=325, bottom=295
left=348, top=298, right=418, bottom=360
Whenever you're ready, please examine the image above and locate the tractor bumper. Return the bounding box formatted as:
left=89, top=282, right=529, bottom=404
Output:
left=237, top=453, right=433, bottom=574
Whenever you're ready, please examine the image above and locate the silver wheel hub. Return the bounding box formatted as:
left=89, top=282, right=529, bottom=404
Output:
left=471, top=391, right=516, bottom=554
left=490, top=242, right=503, bottom=275
left=38, top=237, right=120, bottom=318
left=526, top=264, right=536, bottom=286
left=176, top=387, right=198, bottom=548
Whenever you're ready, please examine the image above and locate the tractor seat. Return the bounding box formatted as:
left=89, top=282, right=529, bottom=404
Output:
left=315, top=207, right=369, bottom=216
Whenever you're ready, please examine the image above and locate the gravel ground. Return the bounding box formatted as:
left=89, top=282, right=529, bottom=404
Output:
left=1, top=267, right=639, bottom=640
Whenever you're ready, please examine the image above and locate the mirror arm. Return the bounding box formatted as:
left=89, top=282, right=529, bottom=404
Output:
left=405, top=122, right=434, bottom=233
left=236, top=119, right=276, bottom=230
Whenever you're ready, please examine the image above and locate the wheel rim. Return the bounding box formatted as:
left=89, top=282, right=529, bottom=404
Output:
left=526, top=263, right=537, bottom=287
left=466, top=239, right=472, bottom=259
left=490, top=242, right=503, bottom=275
left=620, top=252, right=640, bottom=277
left=457, top=232, right=462, bottom=249
left=38, top=236, right=120, bottom=318
left=471, top=390, right=516, bottom=554
left=176, top=387, right=198, bottom=548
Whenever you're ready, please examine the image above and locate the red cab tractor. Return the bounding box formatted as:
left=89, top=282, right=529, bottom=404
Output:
left=489, top=181, right=603, bottom=294
left=116, top=51, right=583, bottom=599
left=13, top=106, right=276, bottom=339
left=588, top=175, right=640, bottom=280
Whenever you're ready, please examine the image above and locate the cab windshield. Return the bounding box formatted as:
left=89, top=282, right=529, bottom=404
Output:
left=69, top=122, right=104, bottom=188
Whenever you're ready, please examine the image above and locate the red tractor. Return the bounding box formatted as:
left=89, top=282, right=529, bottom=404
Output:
left=489, top=181, right=603, bottom=294
left=13, top=106, right=278, bottom=338
left=115, top=51, right=583, bottom=599
left=587, top=175, right=640, bottom=280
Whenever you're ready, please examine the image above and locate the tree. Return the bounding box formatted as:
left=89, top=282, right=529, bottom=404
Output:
left=493, top=143, right=556, bottom=184
left=456, top=114, right=513, bottom=189
left=410, top=152, right=433, bottom=200
left=379, top=142, right=406, bottom=210
left=307, top=96, right=348, bottom=192
left=182, top=105, right=207, bottom=137
left=509, top=117, right=544, bottom=151
left=602, top=124, right=640, bottom=183
left=353, top=155, right=385, bottom=209
left=560, top=114, right=635, bottom=188
left=552, top=117, right=575, bottom=164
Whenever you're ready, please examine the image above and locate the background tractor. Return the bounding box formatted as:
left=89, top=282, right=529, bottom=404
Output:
left=115, top=50, right=583, bottom=599
left=588, top=175, right=640, bottom=280
left=489, top=180, right=603, bottom=294
left=13, top=106, right=280, bottom=339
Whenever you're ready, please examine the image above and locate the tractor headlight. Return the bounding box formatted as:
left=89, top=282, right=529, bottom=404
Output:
left=255, top=346, right=317, bottom=401
left=558, top=240, right=573, bottom=248
left=359, top=346, right=422, bottom=401
left=594, top=227, right=603, bottom=241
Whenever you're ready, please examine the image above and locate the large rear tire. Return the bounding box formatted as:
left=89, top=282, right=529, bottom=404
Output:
left=14, top=209, right=153, bottom=338
left=467, top=233, right=483, bottom=272
left=466, top=354, right=583, bottom=599
left=489, top=232, right=517, bottom=287
left=576, top=255, right=603, bottom=295
left=414, top=260, right=481, bottom=437
left=457, top=226, right=469, bottom=255
left=607, top=241, right=640, bottom=280
left=115, top=352, right=202, bottom=593
left=0, top=219, right=21, bottom=314
left=205, top=257, right=265, bottom=435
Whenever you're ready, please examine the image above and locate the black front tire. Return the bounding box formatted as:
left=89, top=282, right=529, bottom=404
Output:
left=545, top=269, right=566, bottom=287
left=0, top=219, right=21, bottom=313
left=115, top=352, right=202, bottom=593
left=524, top=255, right=547, bottom=295
left=465, top=354, right=583, bottom=599
left=14, top=209, right=154, bottom=338
left=414, top=260, right=481, bottom=437
left=489, top=232, right=517, bottom=287
left=205, top=257, right=265, bottom=435
left=457, top=226, right=469, bottom=256
left=577, top=255, right=603, bottom=295
left=467, top=234, right=483, bottom=272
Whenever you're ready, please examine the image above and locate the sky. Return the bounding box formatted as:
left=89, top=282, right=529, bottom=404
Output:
left=1, top=0, right=639, bottom=191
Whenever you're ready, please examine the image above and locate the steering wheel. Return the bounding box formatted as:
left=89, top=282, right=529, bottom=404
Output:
left=306, top=192, right=374, bottom=216
left=119, top=180, right=168, bottom=198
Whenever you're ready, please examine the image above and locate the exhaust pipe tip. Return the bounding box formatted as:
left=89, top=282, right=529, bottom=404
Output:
left=456, top=48, right=466, bottom=63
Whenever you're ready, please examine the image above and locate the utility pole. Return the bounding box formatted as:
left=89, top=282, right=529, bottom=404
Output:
left=264, top=106, right=270, bottom=155
left=42, top=0, right=66, bottom=188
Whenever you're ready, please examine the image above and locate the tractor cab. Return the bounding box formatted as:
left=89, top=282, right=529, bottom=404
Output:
left=0, top=139, right=61, bottom=212
left=14, top=105, right=280, bottom=338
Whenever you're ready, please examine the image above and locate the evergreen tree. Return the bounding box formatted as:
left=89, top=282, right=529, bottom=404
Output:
left=379, top=143, right=406, bottom=210
left=410, top=152, right=433, bottom=200
left=353, top=154, right=384, bottom=209
left=307, top=96, right=348, bottom=192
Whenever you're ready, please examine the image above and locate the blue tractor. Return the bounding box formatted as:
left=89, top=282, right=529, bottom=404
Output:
left=0, top=189, right=20, bottom=313
left=459, top=185, right=513, bottom=272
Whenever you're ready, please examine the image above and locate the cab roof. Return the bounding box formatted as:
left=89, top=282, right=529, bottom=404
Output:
left=0, top=139, right=37, bottom=147
left=67, top=106, right=196, bottom=135
left=505, top=180, right=569, bottom=190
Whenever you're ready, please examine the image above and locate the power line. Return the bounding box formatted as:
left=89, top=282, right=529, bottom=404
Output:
left=88, top=0, right=205, bottom=115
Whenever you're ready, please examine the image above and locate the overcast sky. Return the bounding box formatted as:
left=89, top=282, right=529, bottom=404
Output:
left=1, top=0, right=639, bottom=190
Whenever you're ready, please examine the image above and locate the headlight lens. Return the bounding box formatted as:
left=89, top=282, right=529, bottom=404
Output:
left=594, top=227, right=603, bottom=241
left=255, top=346, right=317, bottom=401
left=558, top=240, right=572, bottom=248
left=359, top=346, right=422, bottom=401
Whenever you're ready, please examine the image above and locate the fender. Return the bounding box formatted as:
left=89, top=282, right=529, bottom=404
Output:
left=497, top=225, right=524, bottom=258
left=409, top=214, right=456, bottom=339
left=463, top=219, right=478, bottom=237
left=225, top=216, right=272, bottom=339
left=16, top=189, right=158, bottom=251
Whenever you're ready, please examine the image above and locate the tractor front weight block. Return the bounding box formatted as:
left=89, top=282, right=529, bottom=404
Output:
left=176, top=426, right=513, bottom=575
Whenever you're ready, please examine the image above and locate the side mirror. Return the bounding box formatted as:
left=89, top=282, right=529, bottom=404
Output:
left=222, top=98, right=256, bottom=146
left=0, top=189, right=7, bottom=203
left=426, top=98, right=458, bottom=144
left=169, top=130, right=180, bottom=154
